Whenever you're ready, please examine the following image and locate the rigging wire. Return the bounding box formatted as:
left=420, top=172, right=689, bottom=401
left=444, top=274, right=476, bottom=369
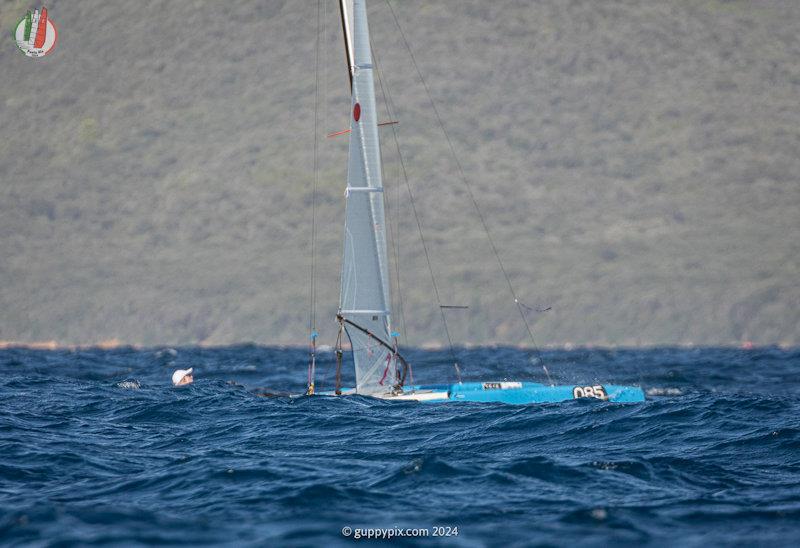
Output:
left=393, top=120, right=406, bottom=347
left=371, top=39, right=462, bottom=383
left=383, top=0, right=552, bottom=384
left=320, top=0, right=352, bottom=391
left=323, top=0, right=328, bottom=140
left=370, top=42, right=408, bottom=349
left=307, top=0, right=323, bottom=394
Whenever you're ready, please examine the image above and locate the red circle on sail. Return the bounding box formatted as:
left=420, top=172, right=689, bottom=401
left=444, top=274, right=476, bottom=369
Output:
left=353, top=103, right=361, bottom=122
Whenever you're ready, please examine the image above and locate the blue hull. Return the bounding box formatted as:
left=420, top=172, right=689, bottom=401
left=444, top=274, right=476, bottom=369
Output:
left=321, top=381, right=645, bottom=403
left=443, top=381, right=645, bottom=403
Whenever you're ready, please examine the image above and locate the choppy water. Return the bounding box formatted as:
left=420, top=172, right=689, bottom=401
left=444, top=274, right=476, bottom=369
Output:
left=1, top=346, right=799, bottom=546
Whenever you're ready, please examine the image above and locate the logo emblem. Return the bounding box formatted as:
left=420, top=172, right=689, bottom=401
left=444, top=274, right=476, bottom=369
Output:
left=14, top=7, right=57, bottom=58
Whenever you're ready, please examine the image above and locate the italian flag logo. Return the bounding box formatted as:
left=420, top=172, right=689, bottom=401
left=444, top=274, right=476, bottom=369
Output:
left=14, top=7, right=57, bottom=58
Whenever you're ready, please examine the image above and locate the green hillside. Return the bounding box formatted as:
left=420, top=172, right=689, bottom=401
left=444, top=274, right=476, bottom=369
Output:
left=0, top=0, right=798, bottom=347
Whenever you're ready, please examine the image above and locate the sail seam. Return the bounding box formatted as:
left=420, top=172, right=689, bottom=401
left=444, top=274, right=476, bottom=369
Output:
left=346, top=187, right=383, bottom=195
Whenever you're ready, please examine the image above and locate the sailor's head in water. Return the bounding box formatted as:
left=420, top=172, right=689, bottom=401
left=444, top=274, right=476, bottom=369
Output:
left=172, top=368, right=194, bottom=386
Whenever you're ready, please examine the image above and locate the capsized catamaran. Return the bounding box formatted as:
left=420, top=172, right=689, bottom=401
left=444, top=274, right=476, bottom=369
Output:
left=306, top=0, right=644, bottom=404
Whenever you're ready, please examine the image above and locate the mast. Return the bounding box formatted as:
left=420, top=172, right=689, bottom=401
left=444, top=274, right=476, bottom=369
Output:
left=338, top=0, right=355, bottom=89
left=338, top=0, right=398, bottom=394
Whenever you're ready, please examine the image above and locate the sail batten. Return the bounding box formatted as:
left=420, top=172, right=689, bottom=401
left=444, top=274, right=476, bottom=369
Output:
left=339, top=0, right=395, bottom=394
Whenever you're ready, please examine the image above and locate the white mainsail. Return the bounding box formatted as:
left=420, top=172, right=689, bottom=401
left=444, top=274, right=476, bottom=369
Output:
left=339, top=0, right=396, bottom=394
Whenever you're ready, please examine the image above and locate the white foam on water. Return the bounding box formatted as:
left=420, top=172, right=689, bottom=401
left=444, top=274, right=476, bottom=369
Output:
left=646, top=387, right=683, bottom=397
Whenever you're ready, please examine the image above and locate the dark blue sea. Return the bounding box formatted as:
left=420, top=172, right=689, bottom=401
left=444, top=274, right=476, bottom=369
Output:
left=2, top=346, right=799, bottom=546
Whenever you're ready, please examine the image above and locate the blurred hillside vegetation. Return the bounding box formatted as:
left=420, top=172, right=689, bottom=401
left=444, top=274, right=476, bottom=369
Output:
left=0, top=0, right=798, bottom=347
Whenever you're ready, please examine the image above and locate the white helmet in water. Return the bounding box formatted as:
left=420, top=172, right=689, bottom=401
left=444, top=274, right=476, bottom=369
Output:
left=172, top=368, right=194, bottom=386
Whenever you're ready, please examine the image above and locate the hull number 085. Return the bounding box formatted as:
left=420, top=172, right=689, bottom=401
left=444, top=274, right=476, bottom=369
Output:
left=572, top=385, right=608, bottom=400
